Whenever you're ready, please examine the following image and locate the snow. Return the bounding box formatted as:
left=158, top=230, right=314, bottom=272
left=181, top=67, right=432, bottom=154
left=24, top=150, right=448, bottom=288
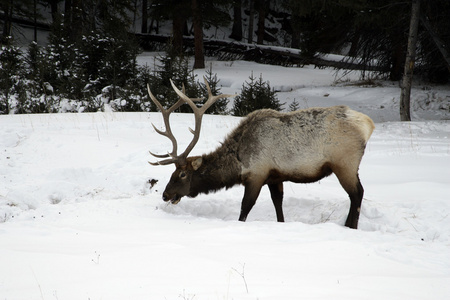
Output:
left=1, top=55, right=450, bottom=300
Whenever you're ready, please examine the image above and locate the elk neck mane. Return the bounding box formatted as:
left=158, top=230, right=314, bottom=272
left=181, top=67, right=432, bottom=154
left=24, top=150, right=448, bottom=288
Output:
left=189, top=133, right=244, bottom=196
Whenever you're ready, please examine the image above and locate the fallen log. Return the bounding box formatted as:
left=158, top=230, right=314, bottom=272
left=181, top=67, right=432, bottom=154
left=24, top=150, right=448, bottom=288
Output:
left=135, top=33, right=387, bottom=72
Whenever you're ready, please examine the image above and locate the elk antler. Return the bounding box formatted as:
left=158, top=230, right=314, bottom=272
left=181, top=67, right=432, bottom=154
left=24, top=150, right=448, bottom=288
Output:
left=147, top=83, right=193, bottom=165
left=149, top=77, right=235, bottom=166
left=169, top=78, right=236, bottom=161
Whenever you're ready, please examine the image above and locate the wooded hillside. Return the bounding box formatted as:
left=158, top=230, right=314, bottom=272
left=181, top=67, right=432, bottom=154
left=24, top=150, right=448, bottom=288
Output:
left=1, top=0, right=449, bottom=115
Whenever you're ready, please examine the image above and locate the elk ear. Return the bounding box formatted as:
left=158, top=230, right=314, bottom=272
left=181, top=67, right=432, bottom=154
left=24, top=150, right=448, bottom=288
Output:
left=191, top=157, right=203, bottom=171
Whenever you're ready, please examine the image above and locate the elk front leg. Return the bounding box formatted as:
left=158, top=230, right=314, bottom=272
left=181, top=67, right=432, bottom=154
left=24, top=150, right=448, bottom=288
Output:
left=238, top=181, right=264, bottom=222
left=268, top=183, right=284, bottom=222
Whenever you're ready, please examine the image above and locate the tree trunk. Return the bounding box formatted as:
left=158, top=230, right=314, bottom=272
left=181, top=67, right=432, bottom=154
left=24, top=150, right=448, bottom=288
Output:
left=33, top=0, right=37, bottom=42
left=64, top=0, right=72, bottom=32
left=1, top=0, right=13, bottom=45
left=172, top=14, right=185, bottom=55
left=256, top=0, right=266, bottom=45
left=141, top=0, right=148, bottom=33
left=49, top=0, right=59, bottom=24
left=230, top=0, right=242, bottom=41
left=290, top=14, right=300, bottom=49
left=247, top=0, right=254, bottom=44
left=71, top=0, right=83, bottom=42
left=192, top=0, right=204, bottom=69
left=400, top=0, right=421, bottom=121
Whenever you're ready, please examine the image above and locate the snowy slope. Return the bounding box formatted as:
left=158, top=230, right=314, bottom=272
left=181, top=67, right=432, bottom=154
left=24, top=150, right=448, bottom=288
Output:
left=1, top=57, right=450, bottom=300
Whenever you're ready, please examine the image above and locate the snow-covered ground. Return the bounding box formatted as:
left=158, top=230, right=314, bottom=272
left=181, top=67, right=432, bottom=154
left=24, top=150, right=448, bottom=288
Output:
left=1, top=56, right=449, bottom=300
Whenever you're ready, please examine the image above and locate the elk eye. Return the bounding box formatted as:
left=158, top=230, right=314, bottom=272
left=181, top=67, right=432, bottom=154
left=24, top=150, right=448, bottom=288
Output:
left=179, top=172, right=186, bottom=179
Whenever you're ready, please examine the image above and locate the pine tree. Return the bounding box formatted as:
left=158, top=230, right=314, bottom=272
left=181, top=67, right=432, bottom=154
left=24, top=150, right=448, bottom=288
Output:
left=198, top=64, right=229, bottom=115
left=0, top=40, right=24, bottom=113
left=289, top=98, right=300, bottom=112
left=232, top=72, right=283, bottom=116
left=230, top=0, right=243, bottom=41
left=148, top=43, right=200, bottom=113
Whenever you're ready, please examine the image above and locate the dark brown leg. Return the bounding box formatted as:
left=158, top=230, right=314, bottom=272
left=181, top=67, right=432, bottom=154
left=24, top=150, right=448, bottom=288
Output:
left=238, top=181, right=263, bottom=222
left=333, top=164, right=364, bottom=229
left=344, top=177, right=364, bottom=229
left=268, top=183, right=284, bottom=222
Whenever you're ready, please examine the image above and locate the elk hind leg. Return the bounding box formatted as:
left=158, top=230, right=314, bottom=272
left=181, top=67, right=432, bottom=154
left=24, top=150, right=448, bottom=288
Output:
left=333, top=167, right=364, bottom=229
left=268, top=183, right=284, bottom=222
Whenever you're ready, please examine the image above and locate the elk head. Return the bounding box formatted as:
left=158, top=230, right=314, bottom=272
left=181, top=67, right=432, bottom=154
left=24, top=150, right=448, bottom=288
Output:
left=148, top=78, right=234, bottom=204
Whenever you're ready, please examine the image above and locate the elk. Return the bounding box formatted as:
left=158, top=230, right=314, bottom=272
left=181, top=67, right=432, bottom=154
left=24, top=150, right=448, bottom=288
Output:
left=148, top=79, right=375, bottom=229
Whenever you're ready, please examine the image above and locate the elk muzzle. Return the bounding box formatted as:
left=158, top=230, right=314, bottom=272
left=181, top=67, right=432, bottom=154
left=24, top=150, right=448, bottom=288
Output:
left=162, top=191, right=182, bottom=204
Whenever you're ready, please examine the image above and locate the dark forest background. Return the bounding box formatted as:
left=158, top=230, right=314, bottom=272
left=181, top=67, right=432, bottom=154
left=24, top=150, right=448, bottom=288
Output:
left=1, top=0, right=449, bottom=115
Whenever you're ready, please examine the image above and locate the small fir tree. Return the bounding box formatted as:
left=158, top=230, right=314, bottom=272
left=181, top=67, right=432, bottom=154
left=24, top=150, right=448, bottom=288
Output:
left=148, top=42, right=201, bottom=113
left=0, top=40, right=24, bottom=114
left=23, top=42, right=58, bottom=113
left=198, top=64, right=229, bottom=115
left=289, top=98, right=300, bottom=112
left=232, top=72, right=283, bottom=116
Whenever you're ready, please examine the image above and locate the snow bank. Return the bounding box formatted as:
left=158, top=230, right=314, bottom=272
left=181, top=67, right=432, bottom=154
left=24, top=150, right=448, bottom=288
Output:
left=1, top=110, right=449, bottom=300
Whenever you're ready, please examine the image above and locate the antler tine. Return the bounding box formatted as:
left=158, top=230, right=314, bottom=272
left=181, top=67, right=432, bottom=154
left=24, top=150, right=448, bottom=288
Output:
left=201, top=76, right=237, bottom=112
left=148, top=82, right=205, bottom=165
left=148, top=157, right=179, bottom=166
left=147, top=83, right=190, bottom=165
left=147, top=83, right=187, bottom=113
left=169, top=78, right=236, bottom=159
